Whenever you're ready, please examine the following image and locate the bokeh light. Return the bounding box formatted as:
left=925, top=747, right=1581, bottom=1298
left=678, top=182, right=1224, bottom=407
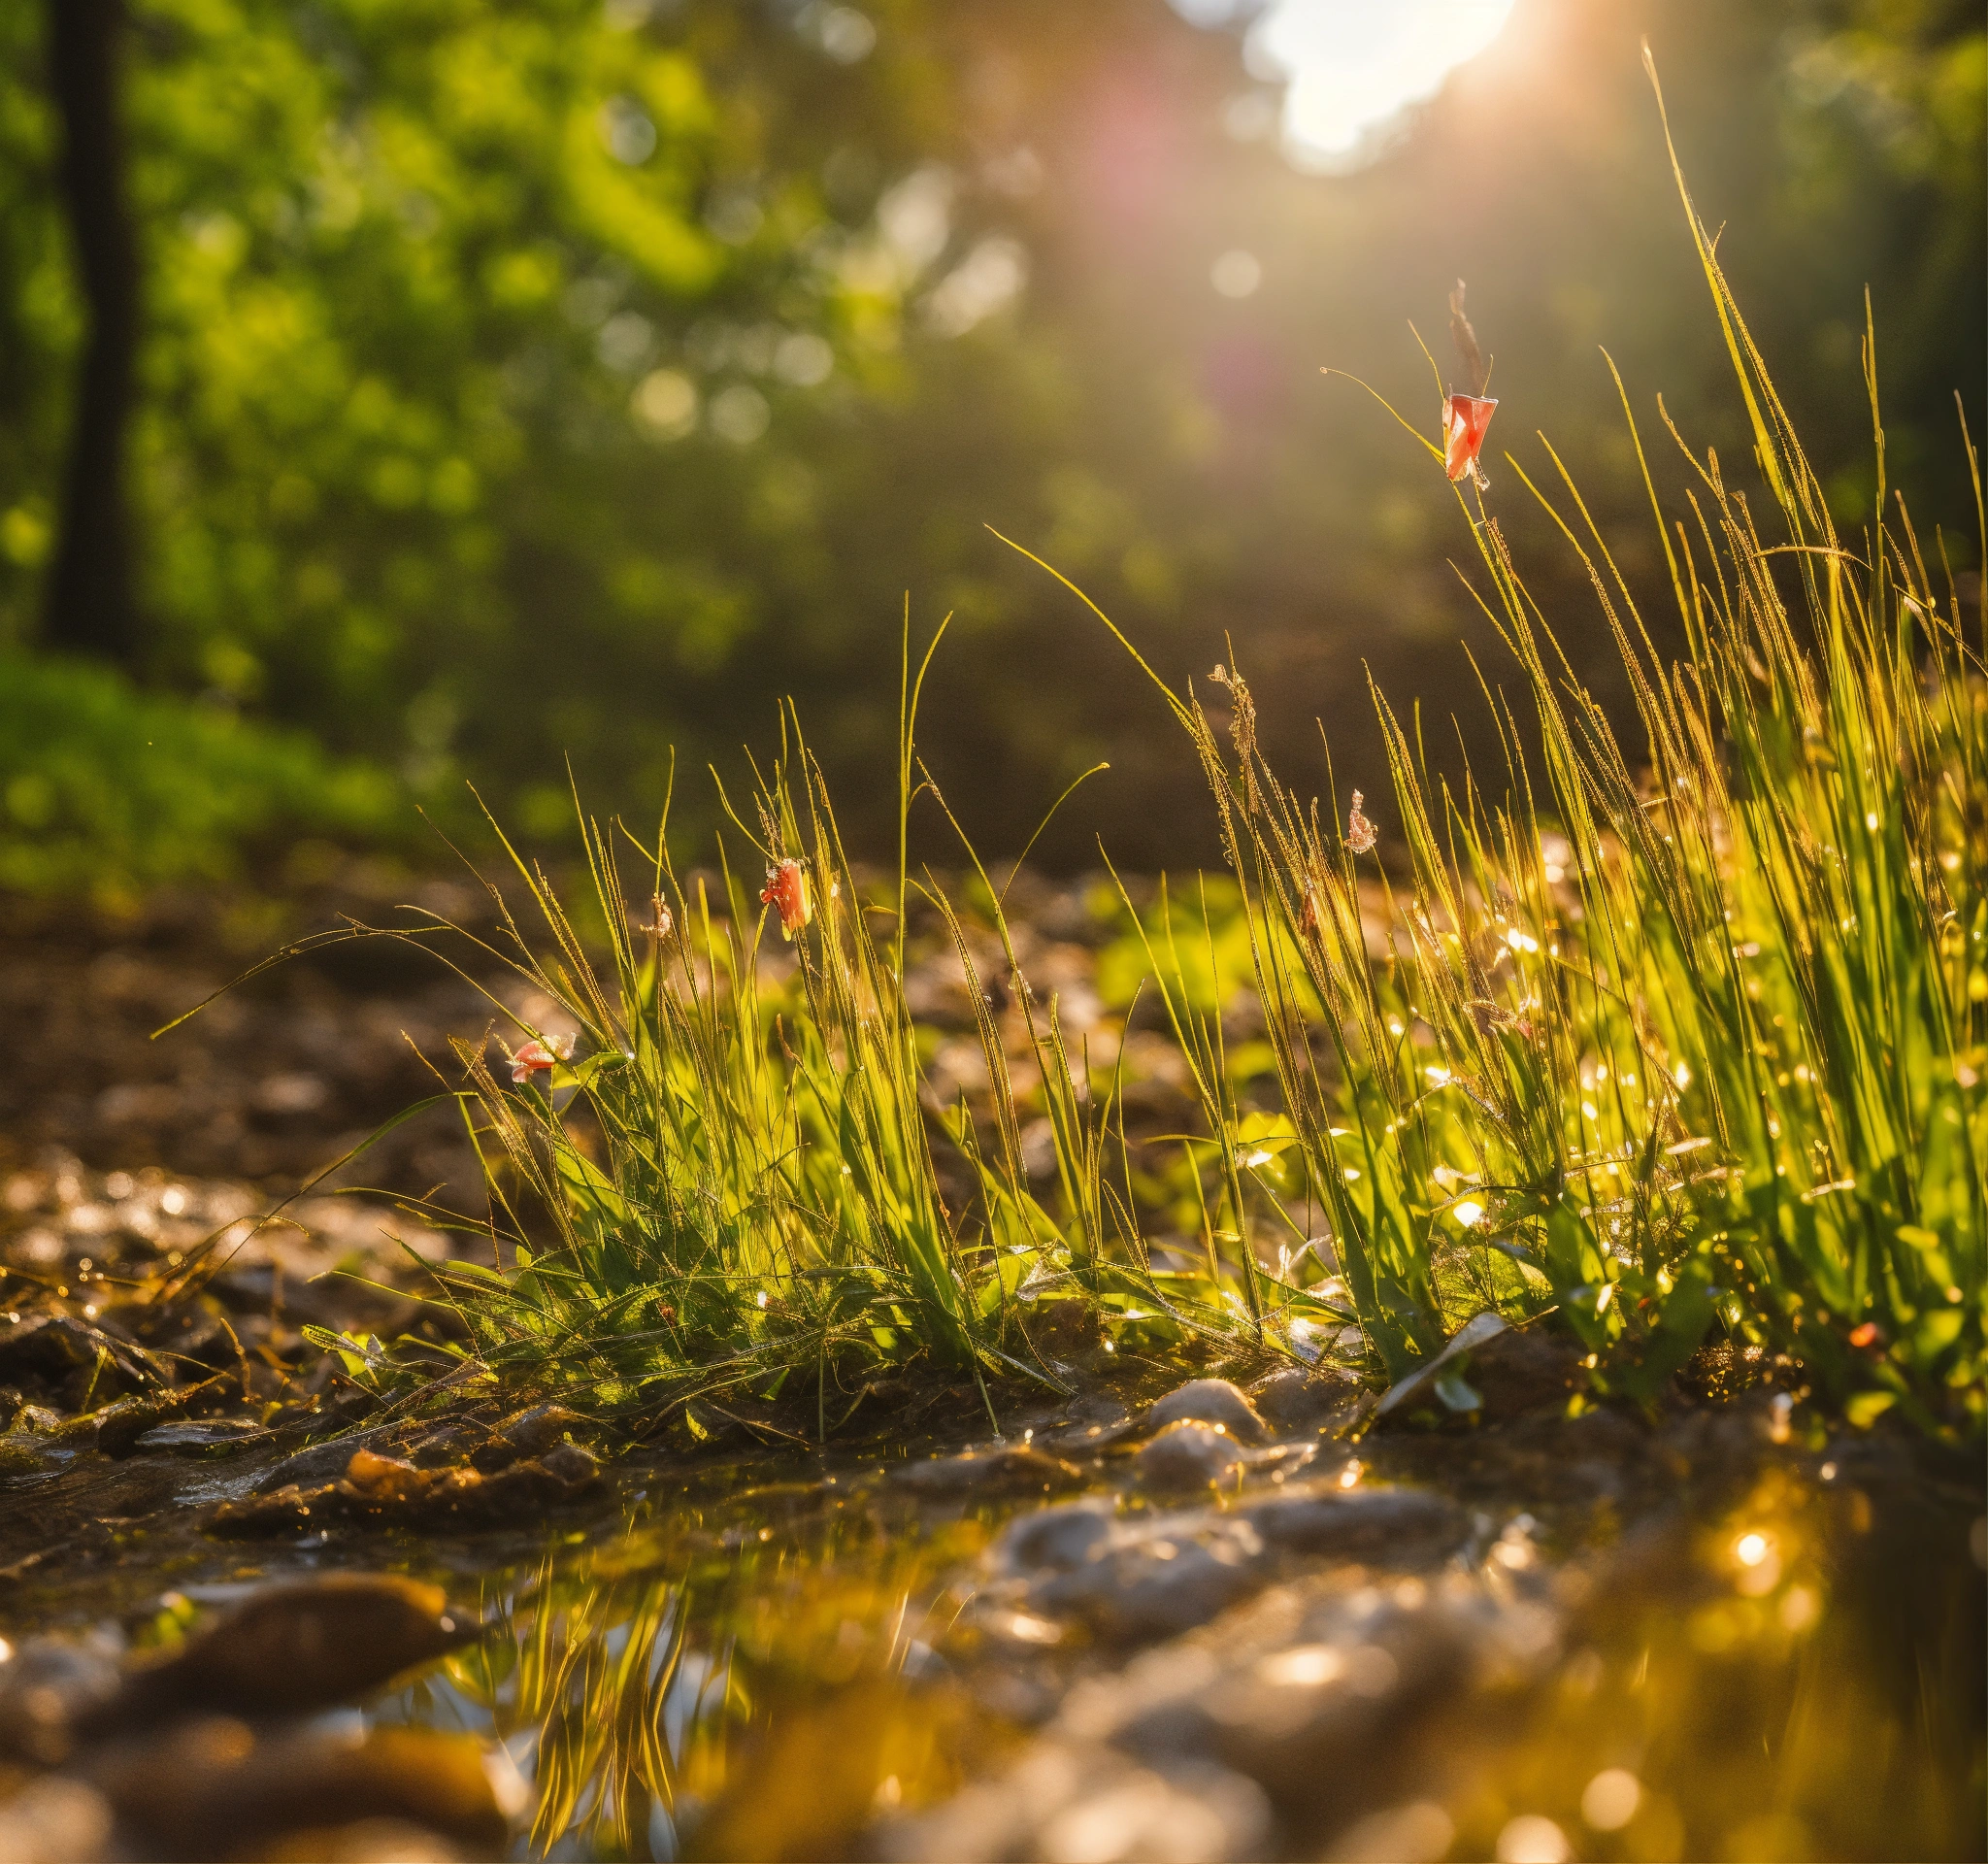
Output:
left=1732, top=1528, right=1784, bottom=1596
left=1496, top=1813, right=1571, bottom=1863
left=1581, top=1768, right=1641, bottom=1831
left=1209, top=250, right=1263, bottom=298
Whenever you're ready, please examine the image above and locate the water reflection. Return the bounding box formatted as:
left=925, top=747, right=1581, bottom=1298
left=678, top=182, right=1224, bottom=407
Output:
left=1441, top=1462, right=1986, bottom=1863
left=348, top=1434, right=1981, bottom=1863
left=368, top=1464, right=995, bottom=1859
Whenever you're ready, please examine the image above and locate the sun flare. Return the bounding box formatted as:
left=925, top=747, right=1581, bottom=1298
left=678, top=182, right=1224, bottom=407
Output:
left=1245, top=0, right=1518, bottom=171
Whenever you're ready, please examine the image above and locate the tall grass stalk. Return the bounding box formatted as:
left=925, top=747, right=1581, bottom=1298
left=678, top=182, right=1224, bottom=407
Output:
left=291, top=70, right=1978, bottom=1437
left=329, top=623, right=1322, bottom=1433
left=1000, top=56, right=1983, bottom=1431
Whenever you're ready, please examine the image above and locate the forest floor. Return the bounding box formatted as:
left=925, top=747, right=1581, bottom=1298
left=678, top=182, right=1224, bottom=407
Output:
left=0, top=878, right=1979, bottom=1863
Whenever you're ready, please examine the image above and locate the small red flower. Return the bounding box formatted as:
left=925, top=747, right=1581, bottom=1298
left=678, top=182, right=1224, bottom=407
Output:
left=761, top=857, right=812, bottom=940
left=1847, top=1320, right=1883, bottom=1349
left=1443, top=393, right=1498, bottom=485
left=508, top=1034, right=573, bottom=1084
left=1345, top=790, right=1378, bottom=855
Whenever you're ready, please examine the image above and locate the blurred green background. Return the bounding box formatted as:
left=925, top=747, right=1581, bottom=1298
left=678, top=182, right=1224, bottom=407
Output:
left=1, top=0, right=1981, bottom=895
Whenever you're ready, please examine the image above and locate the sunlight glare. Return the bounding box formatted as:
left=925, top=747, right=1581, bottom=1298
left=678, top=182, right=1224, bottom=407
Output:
left=1245, top=0, right=1518, bottom=172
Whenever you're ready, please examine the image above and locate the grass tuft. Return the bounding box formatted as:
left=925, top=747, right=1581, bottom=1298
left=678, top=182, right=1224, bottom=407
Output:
left=288, top=85, right=1981, bottom=1439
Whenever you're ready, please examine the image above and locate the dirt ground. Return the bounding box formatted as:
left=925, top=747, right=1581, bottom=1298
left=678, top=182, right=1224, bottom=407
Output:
left=0, top=874, right=507, bottom=1205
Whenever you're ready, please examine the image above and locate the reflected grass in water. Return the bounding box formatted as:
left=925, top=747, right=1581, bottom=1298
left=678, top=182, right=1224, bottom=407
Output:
left=372, top=1464, right=1003, bottom=1859
left=355, top=1433, right=1982, bottom=1863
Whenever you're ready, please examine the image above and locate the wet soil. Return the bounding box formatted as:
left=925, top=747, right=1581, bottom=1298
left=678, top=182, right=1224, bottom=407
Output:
left=0, top=883, right=1982, bottom=1862
left=1, top=1363, right=1980, bottom=1862
left=0, top=876, right=506, bottom=1202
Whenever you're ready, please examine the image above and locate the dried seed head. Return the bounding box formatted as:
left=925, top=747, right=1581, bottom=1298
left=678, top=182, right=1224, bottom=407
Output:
left=1209, top=664, right=1259, bottom=810
left=1449, top=279, right=1487, bottom=398
left=1467, top=998, right=1537, bottom=1042
left=1345, top=790, right=1378, bottom=855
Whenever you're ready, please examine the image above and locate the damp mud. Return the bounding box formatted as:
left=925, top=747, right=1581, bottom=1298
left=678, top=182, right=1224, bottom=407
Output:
left=0, top=884, right=1981, bottom=1862
left=1, top=1359, right=1980, bottom=1862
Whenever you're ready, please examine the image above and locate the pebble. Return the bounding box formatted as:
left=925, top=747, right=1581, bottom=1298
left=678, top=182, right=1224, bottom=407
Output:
left=875, top=1738, right=1274, bottom=1862
left=494, top=1403, right=584, bottom=1459
left=405, top=1425, right=480, bottom=1469
left=206, top=1481, right=331, bottom=1538
left=539, top=1441, right=598, bottom=1485
left=1240, top=1486, right=1468, bottom=1563
left=897, top=1564, right=1563, bottom=1859
left=126, top=1418, right=270, bottom=1458
left=1144, top=1379, right=1269, bottom=1445
left=1033, top=1393, right=1136, bottom=1452
left=891, top=1446, right=1087, bottom=1497
left=1028, top=1516, right=1268, bottom=1645
left=0, top=1435, right=49, bottom=1477
left=107, top=1575, right=475, bottom=1723
left=992, top=1499, right=1118, bottom=1574
left=0, top=1641, right=123, bottom=1767
left=1249, top=1367, right=1360, bottom=1433
left=254, top=1423, right=401, bottom=1495
left=90, top=1382, right=223, bottom=1459
left=990, top=1477, right=1475, bottom=1650
left=0, top=1776, right=115, bottom=1864
left=1136, top=1421, right=1244, bottom=1490
left=342, top=1448, right=433, bottom=1504
left=83, top=1719, right=508, bottom=1859
left=210, top=1442, right=600, bottom=1537
left=0, top=1315, right=102, bottom=1380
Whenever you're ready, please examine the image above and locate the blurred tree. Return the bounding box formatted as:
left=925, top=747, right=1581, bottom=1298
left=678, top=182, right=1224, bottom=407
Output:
left=0, top=0, right=1979, bottom=871
left=42, top=0, right=140, bottom=663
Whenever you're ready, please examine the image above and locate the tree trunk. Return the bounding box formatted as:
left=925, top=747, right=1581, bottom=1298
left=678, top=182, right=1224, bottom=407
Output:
left=44, top=0, right=140, bottom=664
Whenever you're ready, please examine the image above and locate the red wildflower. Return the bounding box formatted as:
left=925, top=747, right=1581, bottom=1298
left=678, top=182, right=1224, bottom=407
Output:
left=1345, top=790, right=1378, bottom=855
left=1443, top=393, right=1497, bottom=485
left=1847, top=1320, right=1883, bottom=1349
left=509, top=1033, right=573, bottom=1084
left=761, top=857, right=812, bottom=940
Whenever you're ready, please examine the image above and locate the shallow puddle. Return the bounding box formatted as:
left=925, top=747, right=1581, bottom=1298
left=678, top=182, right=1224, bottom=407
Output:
left=3, top=1397, right=1982, bottom=1862
left=363, top=1452, right=1011, bottom=1859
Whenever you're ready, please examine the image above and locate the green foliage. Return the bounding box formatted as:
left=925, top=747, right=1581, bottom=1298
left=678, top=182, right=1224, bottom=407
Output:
left=379, top=234, right=1983, bottom=1434
left=134, top=32, right=1983, bottom=1436
left=342, top=129, right=1983, bottom=1433
left=339, top=642, right=1336, bottom=1426
left=2, top=1, right=1980, bottom=870
left=1065, top=69, right=1986, bottom=1430
left=2, top=0, right=956, bottom=794
left=0, top=649, right=402, bottom=902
